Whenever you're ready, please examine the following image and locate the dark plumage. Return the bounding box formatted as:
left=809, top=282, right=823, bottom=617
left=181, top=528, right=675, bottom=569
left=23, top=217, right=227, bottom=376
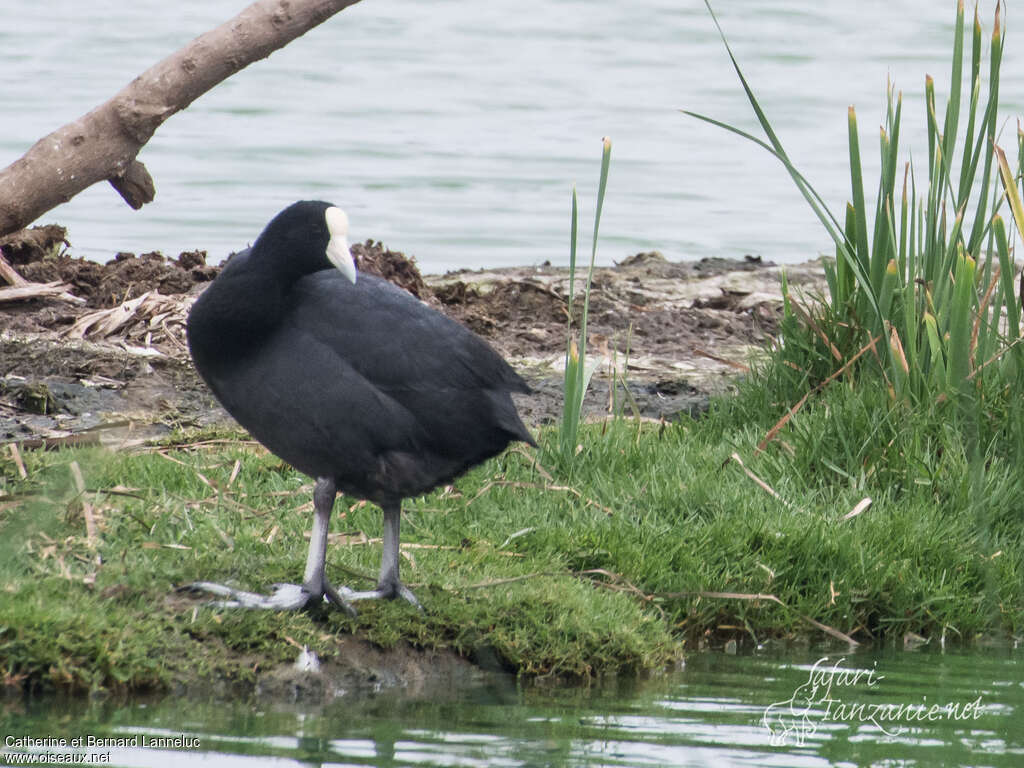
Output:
left=185, top=200, right=534, bottom=613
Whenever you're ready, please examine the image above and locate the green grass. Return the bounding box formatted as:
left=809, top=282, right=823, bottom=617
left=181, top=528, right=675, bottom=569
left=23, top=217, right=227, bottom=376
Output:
left=686, top=1, right=1023, bottom=416
left=2, top=383, right=1021, bottom=693
left=560, top=137, right=612, bottom=460
left=659, top=0, right=1024, bottom=658
left=3, top=0, right=1023, bottom=697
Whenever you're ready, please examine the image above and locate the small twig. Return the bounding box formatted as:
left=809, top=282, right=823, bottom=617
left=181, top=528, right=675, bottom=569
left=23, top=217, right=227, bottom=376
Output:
left=68, top=461, right=102, bottom=583
left=154, top=450, right=192, bottom=467
left=466, top=479, right=576, bottom=505
left=68, top=461, right=98, bottom=546
left=693, top=347, right=750, bottom=372
left=458, top=571, right=560, bottom=591
left=286, top=500, right=315, bottom=516
left=102, top=485, right=145, bottom=498
left=787, top=297, right=842, bottom=361
left=13, top=433, right=103, bottom=451
left=577, top=568, right=662, bottom=615
left=209, top=520, right=234, bottom=550
left=195, top=492, right=266, bottom=518
left=512, top=277, right=565, bottom=302
left=68, top=461, right=86, bottom=495
left=839, top=497, right=872, bottom=523
left=8, top=443, right=27, bottom=479
left=757, top=334, right=881, bottom=452
left=227, top=459, right=242, bottom=488
left=270, top=483, right=315, bottom=497
left=654, top=589, right=858, bottom=646
left=311, top=533, right=522, bottom=556
left=510, top=443, right=553, bottom=482
left=0, top=280, right=84, bottom=305
left=729, top=452, right=792, bottom=508
left=964, top=336, right=1024, bottom=384
left=972, top=265, right=1001, bottom=367
left=499, top=527, right=535, bottom=549
left=468, top=479, right=615, bottom=516
left=156, top=451, right=266, bottom=515
left=134, top=438, right=263, bottom=454
left=159, top=319, right=189, bottom=352
left=263, top=524, right=279, bottom=545
left=801, top=615, right=858, bottom=646
left=0, top=252, right=28, bottom=286
left=664, top=589, right=783, bottom=603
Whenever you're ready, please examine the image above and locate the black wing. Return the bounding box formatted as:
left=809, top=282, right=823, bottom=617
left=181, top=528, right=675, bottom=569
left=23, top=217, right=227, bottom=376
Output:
left=201, top=270, right=532, bottom=501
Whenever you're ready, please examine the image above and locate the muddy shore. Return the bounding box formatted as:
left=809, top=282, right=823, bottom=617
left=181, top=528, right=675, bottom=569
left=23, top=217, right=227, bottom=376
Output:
left=1, top=224, right=827, bottom=446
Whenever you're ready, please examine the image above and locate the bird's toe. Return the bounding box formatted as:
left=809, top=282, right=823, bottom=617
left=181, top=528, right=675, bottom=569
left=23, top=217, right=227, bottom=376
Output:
left=395, top=582, right=424, bottom=612
left=264, top=583, right=316, bottom=610
left=323, top=581, right=359, bottom=617
left=182, top=580, right=316, bottom=611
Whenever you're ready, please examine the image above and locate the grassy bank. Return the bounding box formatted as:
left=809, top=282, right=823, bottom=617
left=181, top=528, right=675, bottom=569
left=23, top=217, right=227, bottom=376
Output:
left=3, top=0, right=1022, bottom=698
left=2, top=372, right=1020, bottom=693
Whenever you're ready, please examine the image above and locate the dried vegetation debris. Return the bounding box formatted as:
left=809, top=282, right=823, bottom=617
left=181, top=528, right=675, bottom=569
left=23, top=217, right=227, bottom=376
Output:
left=0, top=224, right=71, bottom=265
left=427, top=251, right=792, bottom=365
left=18, top=248, right=215, bottom=309
left=352, top=239, right=429, bottom=299
left=1, top=223, right=827, bottom=441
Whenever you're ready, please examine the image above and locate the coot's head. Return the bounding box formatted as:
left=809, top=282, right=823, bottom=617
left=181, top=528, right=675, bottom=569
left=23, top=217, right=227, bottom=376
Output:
left=251, top=200, right=357, bottom=283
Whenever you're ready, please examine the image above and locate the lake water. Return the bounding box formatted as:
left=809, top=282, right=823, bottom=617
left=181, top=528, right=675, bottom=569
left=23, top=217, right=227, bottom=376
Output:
left=2, top=647, right=1021, bottom=767
left=3, top=1, right=1022, bottom=272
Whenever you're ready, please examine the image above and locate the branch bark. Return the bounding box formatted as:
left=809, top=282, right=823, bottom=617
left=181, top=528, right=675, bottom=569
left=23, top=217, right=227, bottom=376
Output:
left=0, top=0, right=363, bottom=238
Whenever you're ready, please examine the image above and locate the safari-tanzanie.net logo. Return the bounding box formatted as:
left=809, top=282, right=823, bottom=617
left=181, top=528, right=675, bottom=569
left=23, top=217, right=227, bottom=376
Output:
left=762, top=656, right=985, bottom=747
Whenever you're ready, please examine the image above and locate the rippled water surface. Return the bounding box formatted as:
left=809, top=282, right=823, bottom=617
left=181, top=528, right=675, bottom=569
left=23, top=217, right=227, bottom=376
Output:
left=4, top=1, right=1023, bottom=270
left=2, top=647, right=1021, bottom=766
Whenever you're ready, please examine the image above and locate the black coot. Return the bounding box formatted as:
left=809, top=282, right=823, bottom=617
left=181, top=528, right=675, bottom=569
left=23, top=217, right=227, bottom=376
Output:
left=185, top=200, right=535, bottom=613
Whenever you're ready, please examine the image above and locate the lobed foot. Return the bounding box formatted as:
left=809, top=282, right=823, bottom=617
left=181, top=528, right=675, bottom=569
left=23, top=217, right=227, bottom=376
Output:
left=182, top=483, right=422, bottom=617
left=182, top=580, right=358, bottom=617
left=182, top=578, right=423, bottom=616
left=331, top=580, right=424, bottom=613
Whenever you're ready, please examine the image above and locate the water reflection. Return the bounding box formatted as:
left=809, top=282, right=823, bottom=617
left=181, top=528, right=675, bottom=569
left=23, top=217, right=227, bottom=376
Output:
left=1, top=647, right=1020, bottom=767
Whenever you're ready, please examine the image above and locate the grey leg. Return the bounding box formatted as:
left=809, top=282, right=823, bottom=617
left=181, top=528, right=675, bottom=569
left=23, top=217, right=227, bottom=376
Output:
left=335, top=502, right=423, bottom=611
left=184, top=486, right=419, bottom=614
left=301, top=477, right=334, bottom=595
left=185, top=477, right=356, bottom=615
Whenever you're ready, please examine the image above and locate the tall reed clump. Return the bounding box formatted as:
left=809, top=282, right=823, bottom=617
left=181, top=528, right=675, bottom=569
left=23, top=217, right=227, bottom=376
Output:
left=685, top=1, right=1023, bottom=421
left=558, top=137, right=612, bottom=462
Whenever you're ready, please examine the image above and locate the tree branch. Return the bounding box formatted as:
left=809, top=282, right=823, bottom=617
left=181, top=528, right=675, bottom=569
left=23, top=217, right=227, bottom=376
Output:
left=0, top=0, right=363, bottom=237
